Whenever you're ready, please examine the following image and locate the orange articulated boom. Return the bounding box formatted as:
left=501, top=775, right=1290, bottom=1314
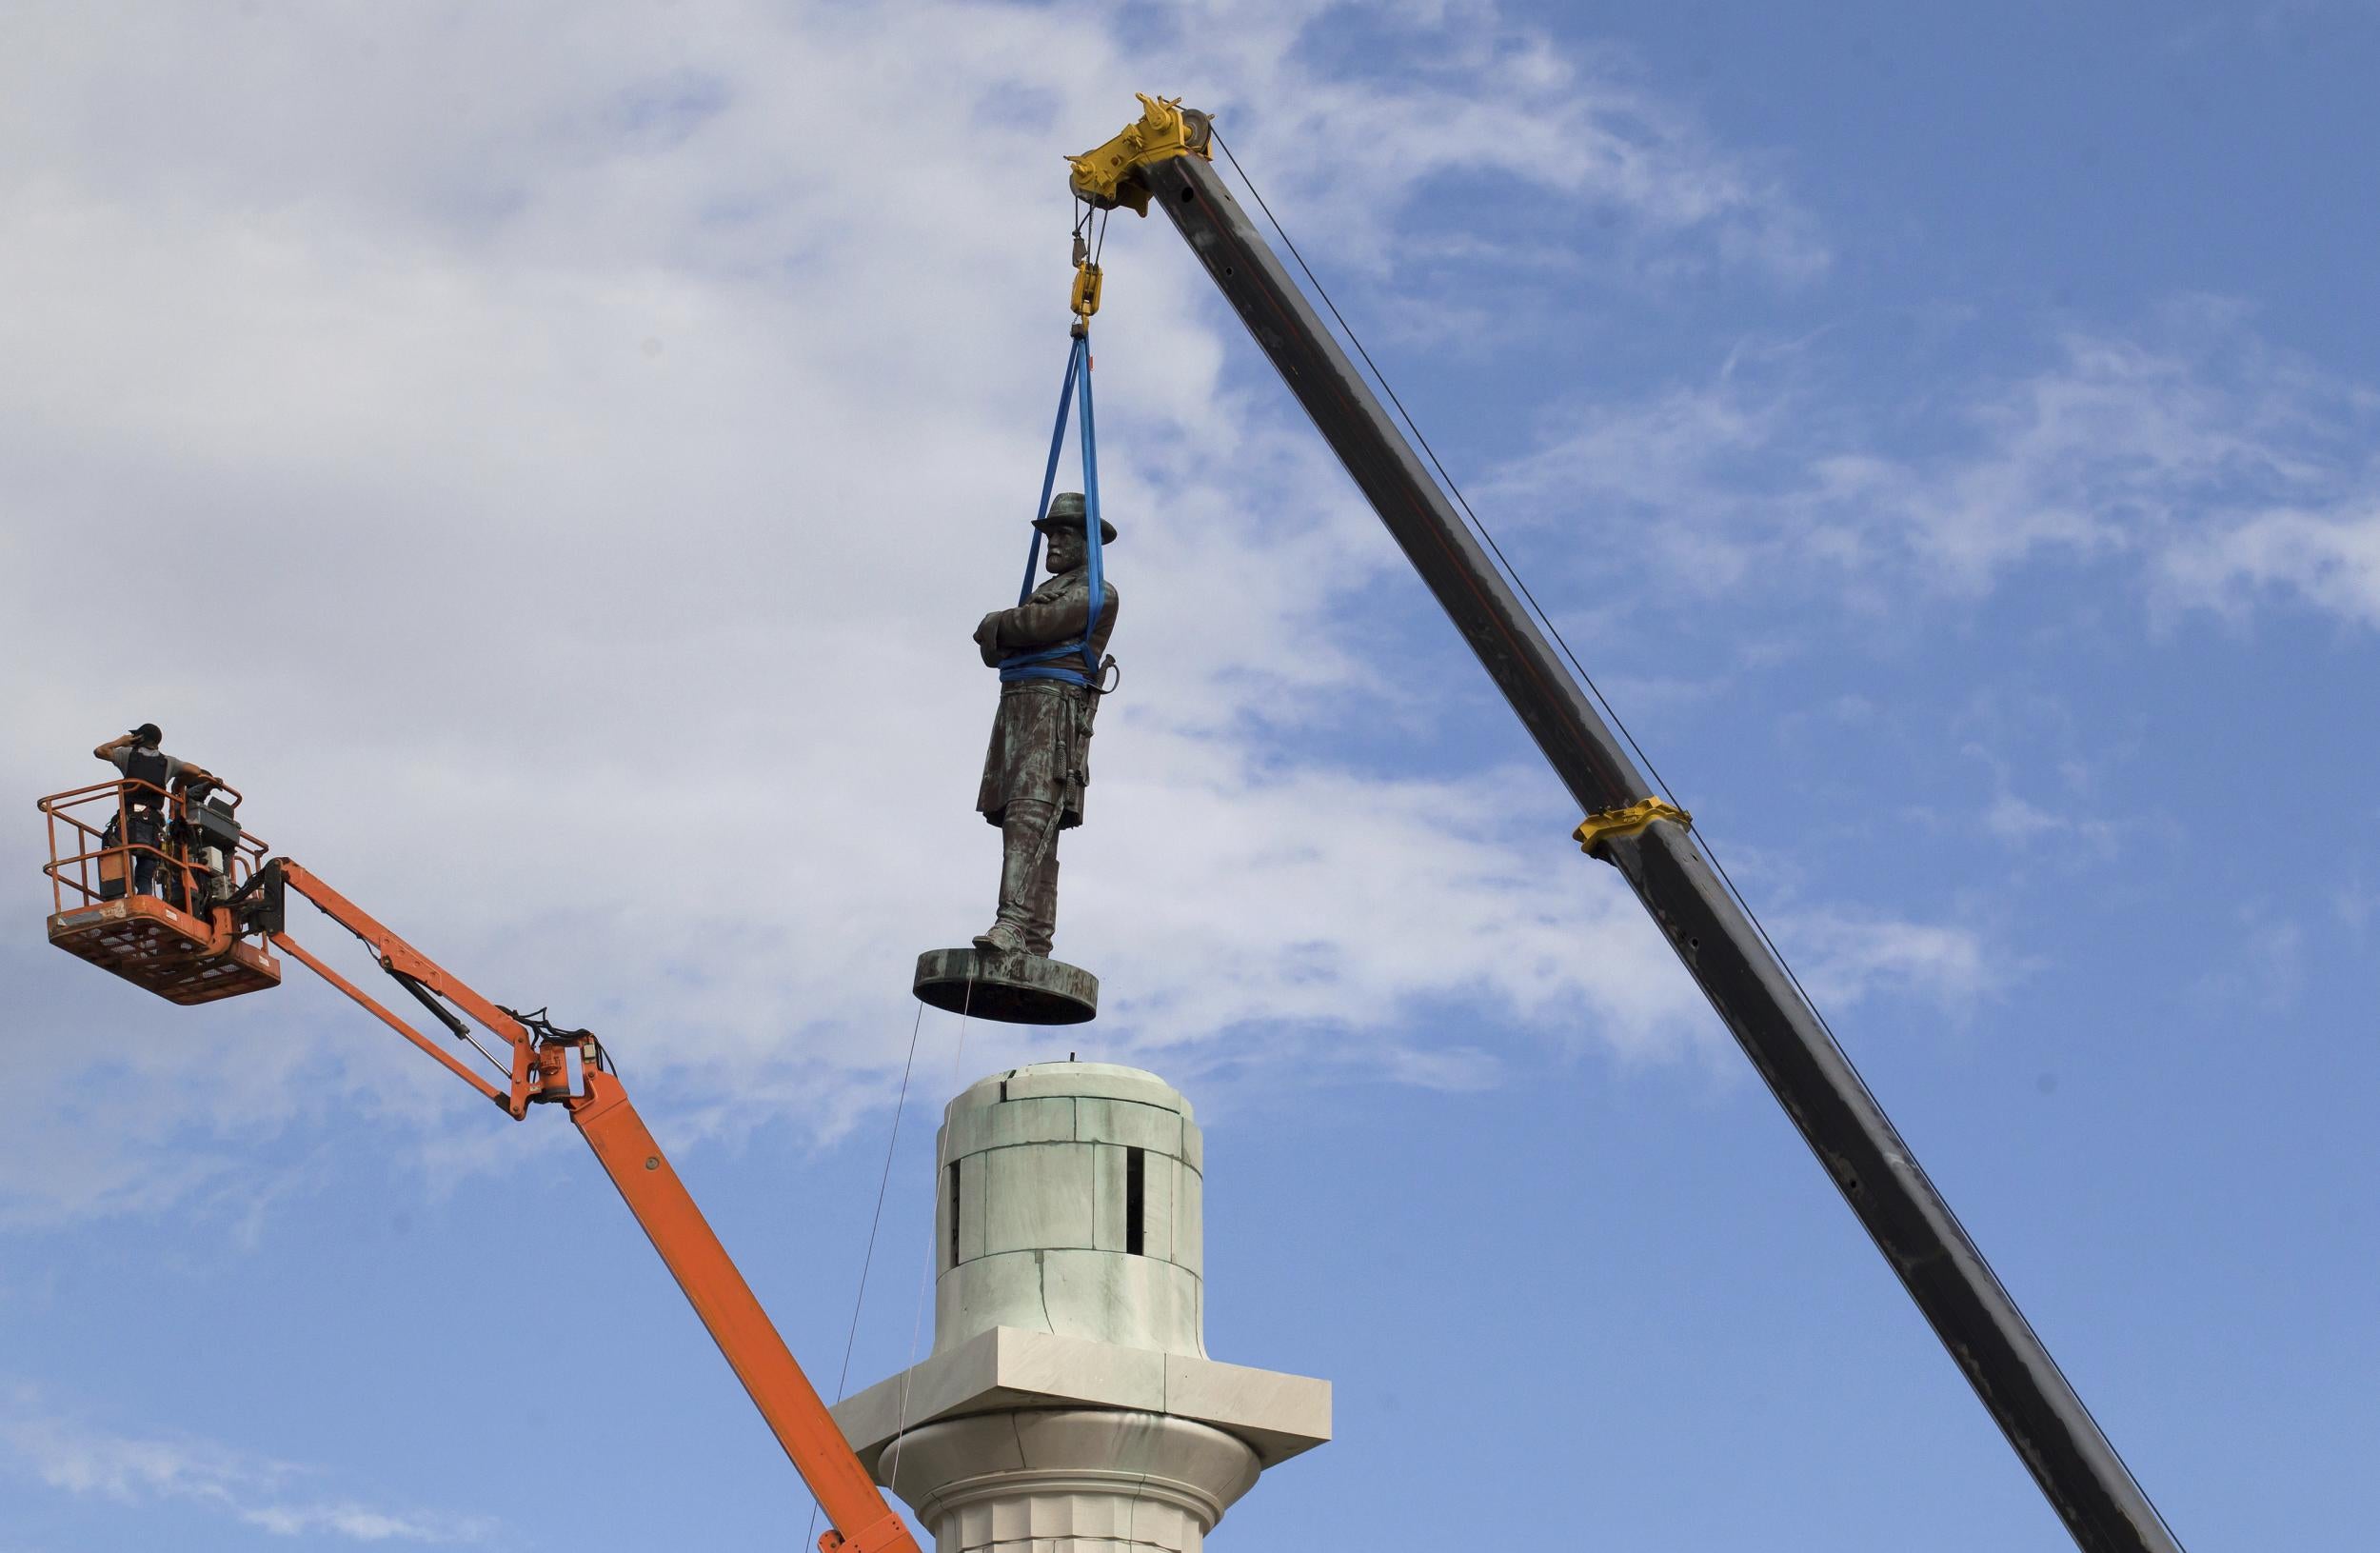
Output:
left=33, top=791, right=917, bottom=1553
left=262, top=861, right=921, bottom=1553
left=265, top=864, right=534, bottom=1113
left=567, top=1079, right=915, bottom=1553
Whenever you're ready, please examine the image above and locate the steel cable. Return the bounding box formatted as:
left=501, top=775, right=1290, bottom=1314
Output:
left=803, top=996, right=928, bottom=1552
left=1207, top=128, right=2183, bottom=1549
left=880, top=976, right=975, bottom=1521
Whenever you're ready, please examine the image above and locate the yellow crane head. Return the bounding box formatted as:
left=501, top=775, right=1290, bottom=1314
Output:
left=1064, top=93, right=1213, bottom=215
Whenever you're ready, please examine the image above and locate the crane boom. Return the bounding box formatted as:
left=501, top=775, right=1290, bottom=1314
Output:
left=1079, top=98, right=2181, bottom=1553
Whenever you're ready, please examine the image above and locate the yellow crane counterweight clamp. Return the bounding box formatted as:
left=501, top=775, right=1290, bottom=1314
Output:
left=1065, top=93, right=1215, bottom=216
left=1573, top=797, right=1692, bottom=860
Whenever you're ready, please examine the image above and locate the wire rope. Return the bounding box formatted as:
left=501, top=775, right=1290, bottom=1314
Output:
left=803, top=997, right=928, bottom=1552
left=881, top=977, right=975, bottom=1512
left=1209, top=128, right=2183, bottom=1550
left=1211, top=124, right=1866, bottom=1059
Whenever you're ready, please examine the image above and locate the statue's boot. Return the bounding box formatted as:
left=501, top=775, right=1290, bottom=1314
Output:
left=974, top=922, right=1027, bottom=955
left=1022, top=854, right=1058, bottom=959
left=976, top=799, right=1058, bottom=956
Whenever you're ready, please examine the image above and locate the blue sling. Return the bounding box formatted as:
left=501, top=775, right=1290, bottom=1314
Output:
left=998, top=334, right=1107, bottom=687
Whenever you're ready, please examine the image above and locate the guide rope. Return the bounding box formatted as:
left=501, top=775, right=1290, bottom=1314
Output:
left=883, top=979, right=975, bottom=1502
left=803, top=997, right=928, bottom=1553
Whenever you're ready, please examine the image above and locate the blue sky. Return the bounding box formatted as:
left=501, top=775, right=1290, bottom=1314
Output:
left=3, top=2, right=2375, bottom=1548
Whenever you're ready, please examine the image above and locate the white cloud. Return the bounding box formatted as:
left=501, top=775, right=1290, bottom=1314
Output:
left=0, top=1398, right=491, bottom=1544
left=0, top=0, right=1922, bottom=1227
left=1777, top=908, right=1993, bottom=1013
left=1173, top=0, right=1830, bottom=285
left=1378, top=1043, right=1504, bottom=1091
left=2161, top=501, right=2380, bottom=625
left=1970, top=767, right=2126, bottom=859
left=6, top=1412, right=262, bottom=1503
left=2190, top=915, right=2307, bottom=1009
left=1488, top=299, right=2380, bottom=616
left=2335, top=875, right=2379, bottom=937
left=1982, top=790, right=2066, bottom=842
left=239, top=1502, right=478, bottom=1543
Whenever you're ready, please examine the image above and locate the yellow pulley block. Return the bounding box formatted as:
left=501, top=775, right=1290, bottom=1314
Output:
left=1071, top=260, right=1102, bottom=325
left=1573, top=797, right=1692, bottom=859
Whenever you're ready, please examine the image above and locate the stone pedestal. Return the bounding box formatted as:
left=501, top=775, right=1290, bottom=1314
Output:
left=880, top=1410, right=1254, bottom=1553
left=832, top=1064, right=1328, bottom=1552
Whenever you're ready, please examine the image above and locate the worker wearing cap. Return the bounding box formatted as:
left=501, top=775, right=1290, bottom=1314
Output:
left=971, top=491, right=1120, bottom=958
left=92, top=723, right=216, bottom=898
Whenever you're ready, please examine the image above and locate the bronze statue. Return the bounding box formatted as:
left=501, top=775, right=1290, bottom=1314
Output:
left=971, top=491, right=1119, bottom=957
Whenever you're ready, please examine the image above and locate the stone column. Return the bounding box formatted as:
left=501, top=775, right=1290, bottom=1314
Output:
left=832, top=1063, right=1328, bottom=1553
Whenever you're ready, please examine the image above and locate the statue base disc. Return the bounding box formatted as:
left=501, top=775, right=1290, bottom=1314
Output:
left=913, top=947, right=1099, bottom=1025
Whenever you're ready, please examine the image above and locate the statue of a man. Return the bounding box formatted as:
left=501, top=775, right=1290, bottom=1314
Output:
left=970, top=491, right=1120, bottom=958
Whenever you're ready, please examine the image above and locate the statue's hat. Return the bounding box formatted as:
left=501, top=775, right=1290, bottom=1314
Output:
left=1033, top=490, right=1117, bottom=544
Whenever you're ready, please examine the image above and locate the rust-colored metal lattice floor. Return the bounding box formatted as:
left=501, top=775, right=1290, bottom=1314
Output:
left=48, top=897, right=281, bottom=1005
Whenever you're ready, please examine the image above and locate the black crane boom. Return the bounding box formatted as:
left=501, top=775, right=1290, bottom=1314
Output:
left=1115, top=118, right=2180, bottom=1553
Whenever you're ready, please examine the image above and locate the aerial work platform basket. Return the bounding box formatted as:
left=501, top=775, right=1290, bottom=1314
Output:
left=38, top=779, right=281, bottom=1005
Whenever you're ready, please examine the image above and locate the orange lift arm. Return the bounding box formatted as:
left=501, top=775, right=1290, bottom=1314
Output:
left=257, top=860, right=917, bottom=1553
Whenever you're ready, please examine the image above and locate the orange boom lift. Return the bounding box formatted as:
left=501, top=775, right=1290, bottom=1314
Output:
left=36, top=777, right=919, bottom=1553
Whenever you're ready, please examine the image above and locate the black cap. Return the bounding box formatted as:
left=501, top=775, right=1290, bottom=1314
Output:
left=131, top=723, right=162, bottom=745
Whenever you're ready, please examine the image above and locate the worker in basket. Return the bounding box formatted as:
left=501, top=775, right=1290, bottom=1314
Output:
left=91, top=723, right=218, bottom=900
left=170, top=769, right=245, bottom=908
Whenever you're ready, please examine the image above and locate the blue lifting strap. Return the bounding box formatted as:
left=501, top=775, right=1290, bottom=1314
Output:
left=999, top=333, right=1107, bottom=687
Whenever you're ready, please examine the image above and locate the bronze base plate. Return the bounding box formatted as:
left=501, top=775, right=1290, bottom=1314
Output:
left=913, top=947, right=1098, bottom=1025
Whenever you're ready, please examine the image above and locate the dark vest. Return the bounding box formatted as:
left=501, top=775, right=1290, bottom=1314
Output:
left=124, top=746, right=169, bottom=809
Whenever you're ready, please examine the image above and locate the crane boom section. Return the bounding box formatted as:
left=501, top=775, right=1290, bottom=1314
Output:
left=1121, top=128, right=2180, bottom=1553
left=260, top=861, right=918, bottom=1553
